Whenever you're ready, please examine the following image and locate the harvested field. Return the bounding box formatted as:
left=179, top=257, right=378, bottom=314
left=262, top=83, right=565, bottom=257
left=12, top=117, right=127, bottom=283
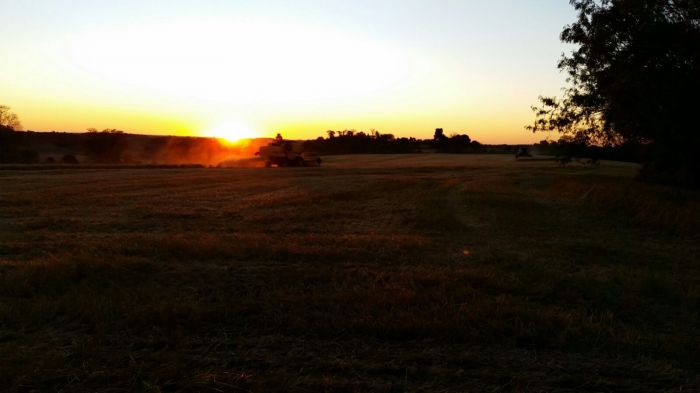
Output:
left=0, top=154, right=698, bottom=392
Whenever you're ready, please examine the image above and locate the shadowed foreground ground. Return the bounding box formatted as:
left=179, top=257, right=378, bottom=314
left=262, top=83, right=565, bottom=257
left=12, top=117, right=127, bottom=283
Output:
left=1, top=155, right=698, bottom=392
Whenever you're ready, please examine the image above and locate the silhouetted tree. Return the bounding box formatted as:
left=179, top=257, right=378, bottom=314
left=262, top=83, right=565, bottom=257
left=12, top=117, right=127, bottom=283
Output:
left=433, top=128, right=446, bottom=142
left=0, top=105, right=22, bottom=131
left=433, top=129, right=475, bottom=153
left=529, top=0, right=700, bottom=186
left=450, top=133, right=471, bottom=146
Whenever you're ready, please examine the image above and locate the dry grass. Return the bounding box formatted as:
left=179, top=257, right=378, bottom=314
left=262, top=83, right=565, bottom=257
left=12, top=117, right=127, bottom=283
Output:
left=0, top=155, right=698, bottom=392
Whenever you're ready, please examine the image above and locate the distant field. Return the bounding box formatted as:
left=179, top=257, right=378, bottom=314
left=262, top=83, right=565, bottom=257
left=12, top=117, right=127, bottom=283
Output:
left=1, top=154, right=698, bottom=392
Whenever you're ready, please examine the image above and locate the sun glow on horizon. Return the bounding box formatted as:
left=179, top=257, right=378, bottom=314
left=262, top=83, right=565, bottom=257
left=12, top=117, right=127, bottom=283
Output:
left=0, top=2, right=576, bottom=144
left=203, top=120, right=261, bottom=143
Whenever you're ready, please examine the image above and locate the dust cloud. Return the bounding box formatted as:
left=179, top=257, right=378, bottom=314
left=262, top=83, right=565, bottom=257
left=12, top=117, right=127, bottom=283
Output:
left=128, top=136, right=273, bottom=166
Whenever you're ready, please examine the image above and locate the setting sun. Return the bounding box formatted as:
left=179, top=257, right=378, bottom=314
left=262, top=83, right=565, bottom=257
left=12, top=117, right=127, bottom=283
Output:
left=204, top=121, right=260, bottom=143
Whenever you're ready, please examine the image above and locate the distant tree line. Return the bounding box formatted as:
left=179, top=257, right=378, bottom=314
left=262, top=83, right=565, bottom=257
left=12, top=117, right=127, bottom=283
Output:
left=4, top=124, right=647, bottom=165
left=304, top=129, right=423, bottom=154
left=0, top=100, right=664, bottom=167
left=304, top=128, right=491, bottom=155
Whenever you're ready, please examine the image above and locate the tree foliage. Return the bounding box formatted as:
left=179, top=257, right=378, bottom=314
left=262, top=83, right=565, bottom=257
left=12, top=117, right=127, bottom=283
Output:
left=432, top=128, right=479, bottom=153
left=0, top=105, right=22, bottom=131
left=305, top=129, right=421, bottom=154
left=529, top=0, right=700, bottom=184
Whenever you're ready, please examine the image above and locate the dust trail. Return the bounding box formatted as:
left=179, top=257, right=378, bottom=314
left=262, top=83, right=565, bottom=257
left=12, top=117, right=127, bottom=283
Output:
left=132, top=137, right=273, bottom=166
left=218, top=157, right=266, bottom=168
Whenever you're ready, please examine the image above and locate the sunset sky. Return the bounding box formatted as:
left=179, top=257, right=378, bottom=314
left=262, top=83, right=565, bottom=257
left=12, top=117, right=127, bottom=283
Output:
left=1, top=0, right=575, bottom=143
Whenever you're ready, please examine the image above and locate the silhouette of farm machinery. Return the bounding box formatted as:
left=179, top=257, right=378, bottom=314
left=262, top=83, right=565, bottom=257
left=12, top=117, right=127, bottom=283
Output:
left=255, top=134, right=321, bottom=167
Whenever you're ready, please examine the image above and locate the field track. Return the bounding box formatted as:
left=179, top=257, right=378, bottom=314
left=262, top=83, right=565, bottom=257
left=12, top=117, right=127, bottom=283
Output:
left=1, top=155, right=698, bottom=392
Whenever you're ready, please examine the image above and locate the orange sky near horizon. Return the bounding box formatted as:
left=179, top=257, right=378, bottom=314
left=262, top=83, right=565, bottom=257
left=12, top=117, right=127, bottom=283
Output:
left=1, top=1, right=574, bottom=144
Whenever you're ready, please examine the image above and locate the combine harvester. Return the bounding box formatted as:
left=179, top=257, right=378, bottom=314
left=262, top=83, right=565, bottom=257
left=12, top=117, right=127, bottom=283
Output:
left=255, top=134, right=321, bottom=167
